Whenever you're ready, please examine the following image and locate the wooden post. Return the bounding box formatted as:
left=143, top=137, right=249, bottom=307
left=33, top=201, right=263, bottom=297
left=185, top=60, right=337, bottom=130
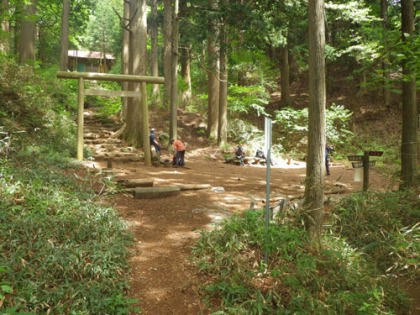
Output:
left=363, top=151, right=369, bottom=191
left=57, top=71, right=164, bottom=84
left=169, top=0, right=179, bottom=141
left=141, top=82, right=151, bottom=167
left=77, top=77, right=85, bottom=161
left=57, top=71, right=164, bottom=165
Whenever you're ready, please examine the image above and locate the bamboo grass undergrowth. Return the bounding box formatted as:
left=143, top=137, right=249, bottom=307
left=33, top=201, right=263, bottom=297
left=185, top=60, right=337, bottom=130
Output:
left=0, top=155, right=137, bottom=314
left=192, top=207, right=413, bottom=314
left=0, top=57, right=137, bottom=313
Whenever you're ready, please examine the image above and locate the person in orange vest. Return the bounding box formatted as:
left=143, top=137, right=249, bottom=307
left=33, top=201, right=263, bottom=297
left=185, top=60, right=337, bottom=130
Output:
left=170, top=138, right=185, bottom=167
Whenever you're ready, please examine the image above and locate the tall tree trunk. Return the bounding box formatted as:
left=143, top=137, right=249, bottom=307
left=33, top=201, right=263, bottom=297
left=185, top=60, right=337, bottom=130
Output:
left=180, top=44, right=192, bottom=106
left=126, top=0, right=147, bottom=147
left=38, top=27, right=46, bottom=65
left=13, top=4, right=21, bottom=55
left=207, top=0, right=219, bottom=139
left=381, top=0, right=391, bottom=107
left=280, top=42, right=290, bottom=107
left=400, top=0, right=418, bottom=189
left=18, top=0, right=36, bottom=64
left=163, top=0, right=172, bottom=108
left=218, top=1, right=228, bottom=146
left=179, top=0, right=191, bottom=106
left=150, top=0, right=160, bottom=99
left=170, top=0, right=179, bottom=141
left=289, top=46, right=299, bottom=83
left=1, top=0, right=9, bottom=53
left=304, top=0, right=326, bottom=248
left=121, top=0, right=130, bottom=120
left=59, top=0, right=70, bottom=71
left=237, top=0, right=245, bottom=85
left=357, top=71, right=367, bottom=97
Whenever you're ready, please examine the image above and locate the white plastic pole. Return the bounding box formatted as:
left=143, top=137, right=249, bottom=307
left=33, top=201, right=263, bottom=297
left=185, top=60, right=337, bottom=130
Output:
left=264, top=117, right=272, bottom=264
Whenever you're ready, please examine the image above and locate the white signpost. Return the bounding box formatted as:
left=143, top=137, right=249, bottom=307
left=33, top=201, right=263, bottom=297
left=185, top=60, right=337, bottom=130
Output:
left=264, top=117, right=272, bottom=264
left=348, top=151, right=383, bottom=191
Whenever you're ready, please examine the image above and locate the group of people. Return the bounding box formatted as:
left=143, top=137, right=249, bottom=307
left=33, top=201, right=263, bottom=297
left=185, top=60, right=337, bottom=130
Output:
left=151, top=128, right=333, bottom=174
left=235, top=144, right=268, bottom=166
left=149, top=128, right=185, bottom=167
left=236, top=142, right=334, bottom=176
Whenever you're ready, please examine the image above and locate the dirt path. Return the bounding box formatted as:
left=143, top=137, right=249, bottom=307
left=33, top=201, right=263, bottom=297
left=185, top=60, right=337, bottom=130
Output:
left=92, top=161, right=388, bottom=314
left=82, top=110, right=392, bottom=314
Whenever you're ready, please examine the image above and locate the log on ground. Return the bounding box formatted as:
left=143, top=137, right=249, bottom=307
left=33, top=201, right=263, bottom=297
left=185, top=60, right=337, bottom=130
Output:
left=118, top=178, right=154, bottom=188
left=133, top=186, right=180, bottom=199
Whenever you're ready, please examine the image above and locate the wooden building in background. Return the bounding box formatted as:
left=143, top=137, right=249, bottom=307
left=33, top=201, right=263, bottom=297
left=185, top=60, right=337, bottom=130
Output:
left=68, top=50, right=115, bottom=73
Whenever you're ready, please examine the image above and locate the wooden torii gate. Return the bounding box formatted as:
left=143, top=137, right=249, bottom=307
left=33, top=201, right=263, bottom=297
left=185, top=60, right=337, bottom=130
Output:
left=57, top=71, right=164, bottom=167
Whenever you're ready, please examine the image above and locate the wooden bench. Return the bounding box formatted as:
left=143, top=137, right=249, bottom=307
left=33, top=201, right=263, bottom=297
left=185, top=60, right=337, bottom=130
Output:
left=225, top=156, right=267, bottom=165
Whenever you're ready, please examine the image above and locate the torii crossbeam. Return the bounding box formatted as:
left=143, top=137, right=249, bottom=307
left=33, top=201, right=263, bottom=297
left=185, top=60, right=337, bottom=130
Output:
left=57, top=71, right=164, bottom=167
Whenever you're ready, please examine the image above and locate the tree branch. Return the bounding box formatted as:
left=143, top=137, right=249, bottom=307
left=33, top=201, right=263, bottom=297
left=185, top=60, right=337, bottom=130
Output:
left=111, top=6, right=137, bottom=31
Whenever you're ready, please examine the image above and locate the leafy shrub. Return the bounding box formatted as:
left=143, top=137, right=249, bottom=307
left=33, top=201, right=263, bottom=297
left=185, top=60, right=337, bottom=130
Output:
left=273, top=103, right=354, bottom=156
left=331, top=191, right=420, bottom=280
left=192, top=210, right=410, bottom=314
left=228, top=84, right=270, bottom=117
left=39, top=65, right=78, bottom=111
left=84, top=80, right=123, bottom=118
left=226, top=119, right=285, bottom=159
left=0, top=56, right=76, bottom=158
left=96, top=96, right=123, bottom=118
left=227, top=119, right=264, bottom=146
left=0, top=58, right=74, bottom=129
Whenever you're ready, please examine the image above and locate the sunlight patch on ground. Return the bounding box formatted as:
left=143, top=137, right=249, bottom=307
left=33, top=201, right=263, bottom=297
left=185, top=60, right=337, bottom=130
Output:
left=166, top=231, right=201, bottom=241
left=208, top=214, right=224, bottom=222
left=188, top=147, right=220, bottom=156
left=152, top=170, right=186, bottom=175
left=272, top=158, right=306, bottom=169
left=223, top=196, right=247, bottom=201
left=192, top=207, right=234, bottom=228
left=81, top=160, right=102, bottom=170
left=153, top=178, right=184, bottom=185
left=130, top=243, right=174, bottom=262
left=144, top=288, right=167, bottom=301
left=126, top=220, right=142, bottom=227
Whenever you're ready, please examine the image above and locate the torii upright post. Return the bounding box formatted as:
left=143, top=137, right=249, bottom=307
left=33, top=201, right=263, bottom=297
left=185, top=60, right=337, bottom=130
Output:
left=141, top=82, right=151, bottom=167
left=77, top=77, right=85, bottom=161
left=56, top=71, right=164, bottom=165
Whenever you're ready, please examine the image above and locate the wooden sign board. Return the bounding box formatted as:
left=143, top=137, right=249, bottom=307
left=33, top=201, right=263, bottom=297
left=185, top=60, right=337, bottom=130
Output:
left=352, top=161, right=376, bottom=168
left=368, top=151, right=383, bottom=156
left=348, top=155, right=363, bottom=161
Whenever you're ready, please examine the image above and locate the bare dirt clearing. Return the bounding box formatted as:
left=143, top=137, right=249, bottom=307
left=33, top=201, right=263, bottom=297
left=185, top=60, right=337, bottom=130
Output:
left=82, top=109, right=393, bottom=314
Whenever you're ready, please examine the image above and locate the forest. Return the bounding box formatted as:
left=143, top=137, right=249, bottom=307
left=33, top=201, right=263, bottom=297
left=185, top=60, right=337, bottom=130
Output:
left=0, top=0, right=419, bottom=314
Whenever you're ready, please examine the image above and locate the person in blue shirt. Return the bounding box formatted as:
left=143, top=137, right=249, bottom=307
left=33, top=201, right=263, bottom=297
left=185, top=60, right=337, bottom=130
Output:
left=149, top=128, right=160, bottom=159
left=236, top=144, right=245, bottom=166
left=325, top=144, right=334, bottom=175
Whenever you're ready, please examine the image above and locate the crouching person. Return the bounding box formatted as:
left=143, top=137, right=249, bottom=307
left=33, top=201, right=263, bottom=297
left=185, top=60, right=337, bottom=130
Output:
left=171, top=138, right=185, bottom=167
